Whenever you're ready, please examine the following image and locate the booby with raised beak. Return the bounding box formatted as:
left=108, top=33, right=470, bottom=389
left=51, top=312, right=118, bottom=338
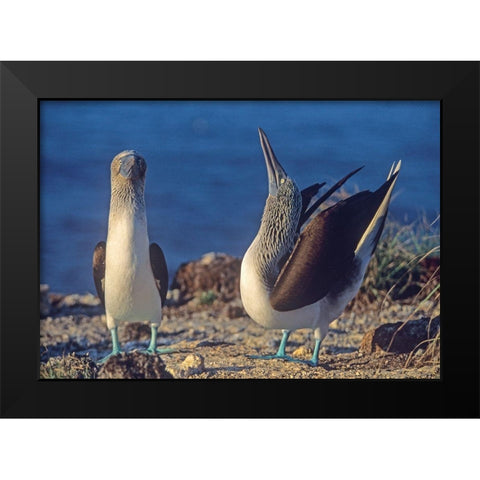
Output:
left=93, top=150, right=171, bottom=364
left=240, top=129, right=401, bottom=366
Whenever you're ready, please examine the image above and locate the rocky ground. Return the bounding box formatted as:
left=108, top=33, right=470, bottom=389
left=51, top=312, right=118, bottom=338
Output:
left=40, top=253, right=440, bottom=380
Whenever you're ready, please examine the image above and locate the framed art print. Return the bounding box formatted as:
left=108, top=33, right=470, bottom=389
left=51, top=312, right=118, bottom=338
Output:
left=1, top=62, right=478, bottom=418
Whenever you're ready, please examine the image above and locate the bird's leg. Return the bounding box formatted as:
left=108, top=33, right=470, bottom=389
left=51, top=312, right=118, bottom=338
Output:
left=248, top=329, right=303, bottom=362
left=143, top=323, right=175, bottom=355
left=97, top=326, right=122, bottom=364
left=310, top=327, right=326, bottom=366
left=310, top=339, right=321, bottom=366
left=276, top=329, right=290, bottom=357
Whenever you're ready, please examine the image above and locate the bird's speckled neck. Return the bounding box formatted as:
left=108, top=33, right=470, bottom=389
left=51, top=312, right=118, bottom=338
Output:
left=252, top=178, right=302, bottom=290
left=108, top=177, right=146, bottom=221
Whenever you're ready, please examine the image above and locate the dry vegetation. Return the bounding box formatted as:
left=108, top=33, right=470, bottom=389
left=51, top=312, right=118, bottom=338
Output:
left=327, top=188, right=440, bottom=369
left=353, top=214, right=440, bottom=366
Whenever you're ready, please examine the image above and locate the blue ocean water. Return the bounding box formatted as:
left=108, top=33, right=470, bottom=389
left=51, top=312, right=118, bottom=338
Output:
left=40, top=101, right=440, bottom=294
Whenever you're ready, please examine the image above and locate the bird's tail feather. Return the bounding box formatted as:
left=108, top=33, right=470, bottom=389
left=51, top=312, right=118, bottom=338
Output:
left=387, top=159, right=402, bottom=181
left=354, top=160, right=402, bottom=259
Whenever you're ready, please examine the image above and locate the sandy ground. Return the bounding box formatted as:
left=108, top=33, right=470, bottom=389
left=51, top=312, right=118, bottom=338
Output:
left=40, top=288, right=440, bottom=379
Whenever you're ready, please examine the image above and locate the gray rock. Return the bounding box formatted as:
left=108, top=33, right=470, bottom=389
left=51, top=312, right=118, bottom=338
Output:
left=40, top=287, right=104, bottom=318
left=169, top=353, right=205, bottom=378
left=292, top=345, right=313, bottom=359
left=359, top=316, right=440, bottom=355
left=170, top=253, right=242, bottom=304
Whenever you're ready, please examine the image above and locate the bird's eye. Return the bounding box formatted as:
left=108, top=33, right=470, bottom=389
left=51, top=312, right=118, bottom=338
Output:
left=280, top=178, right=285, bottom=184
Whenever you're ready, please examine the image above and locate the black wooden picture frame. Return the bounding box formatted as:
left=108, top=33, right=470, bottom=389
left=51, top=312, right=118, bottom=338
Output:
left=1, top=61, right=478, bottom=418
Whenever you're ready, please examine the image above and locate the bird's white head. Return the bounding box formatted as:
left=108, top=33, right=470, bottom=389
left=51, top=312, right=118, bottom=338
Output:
left=111, top=150, right=147, bottom=183
left=257, top=128, right=301, bottom=224
left=109, top=150, right=147, bottom=214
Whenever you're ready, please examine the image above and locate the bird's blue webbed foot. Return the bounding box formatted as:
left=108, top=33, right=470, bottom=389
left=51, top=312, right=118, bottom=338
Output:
left=139, top=325, right=175, bottom=355
left=248, top=353, right=304, bottom=363
left=143, top=346, right=176, bottom=355
left=97, top=327, right=122, bottom=364
left=248, top=330, right=305, bottom=363
left=248, top=331, right=322, bottom=367
left=97, top=349, right=123, bottom=364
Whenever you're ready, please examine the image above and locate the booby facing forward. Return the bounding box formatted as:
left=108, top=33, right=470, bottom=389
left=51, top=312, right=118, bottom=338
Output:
left=240, top=129, right=401, bottom=366
left=93, top=150, right=170, bottom=364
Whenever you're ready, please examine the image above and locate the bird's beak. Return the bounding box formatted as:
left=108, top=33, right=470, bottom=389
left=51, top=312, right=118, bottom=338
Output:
left=258, top=128, right=287, bottom=196
left=119, top=152, right=144, bottom=179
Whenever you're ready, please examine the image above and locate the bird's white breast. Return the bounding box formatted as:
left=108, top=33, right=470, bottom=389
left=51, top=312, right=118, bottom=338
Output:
left=104, top=212, right=161, bottom=328
left=240, top=240, right=320, bottom=330
left=240, top=238, right=367, bottom=335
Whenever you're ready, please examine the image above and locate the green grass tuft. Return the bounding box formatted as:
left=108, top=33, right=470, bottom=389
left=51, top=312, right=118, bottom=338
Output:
left=199, top=290, right=218, bottom=305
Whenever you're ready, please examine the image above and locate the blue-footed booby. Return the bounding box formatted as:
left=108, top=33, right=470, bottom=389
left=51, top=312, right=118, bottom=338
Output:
left=240, top=129, right=401, bottom=366
left=93, top=150, right=171, bottom=364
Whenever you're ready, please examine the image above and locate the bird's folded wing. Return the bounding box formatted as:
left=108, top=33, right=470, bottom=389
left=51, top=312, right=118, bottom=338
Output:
left=299, top=183, right=325, bottom=228
left=92, top=241, right=106, bottom=307
left=299, top=166, right=364, bottom=230
left=270, top=174, right=398, bottom=312
left=149, top=243, right=169, bottom=307
left=301, top=183, right=323, bottom=212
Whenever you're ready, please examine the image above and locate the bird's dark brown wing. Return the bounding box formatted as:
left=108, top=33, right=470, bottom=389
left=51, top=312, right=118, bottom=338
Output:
left=150, top=243, right=169, bottom=307
left=270, top=173, right=398, bottom=312
left=299, top=183, right=325, bottom=229
left=301, top=183, right=323, bottom=212
left=299, top=166, right=364, bottom=230
left=92, top=241, right=106, bottom=307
